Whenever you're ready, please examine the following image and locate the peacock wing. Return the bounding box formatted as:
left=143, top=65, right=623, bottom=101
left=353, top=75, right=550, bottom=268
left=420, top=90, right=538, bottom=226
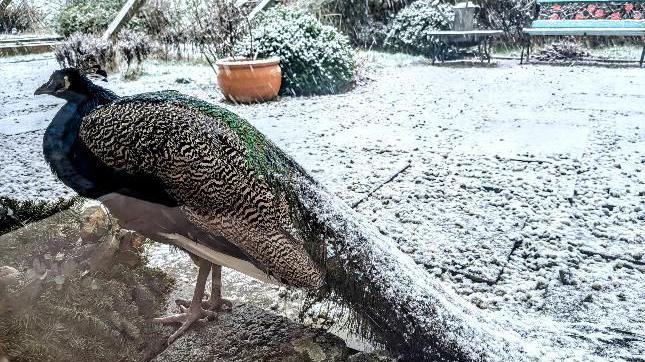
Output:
left=78, top=92, right=324, bottom=288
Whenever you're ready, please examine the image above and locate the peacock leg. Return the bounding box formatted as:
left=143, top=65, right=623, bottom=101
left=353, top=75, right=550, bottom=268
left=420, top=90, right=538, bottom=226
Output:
left=205, top=264, right=233, bottom=311
left=175, top=264, right=232, bottom=312
left=154, top=258, right=216, bottom=345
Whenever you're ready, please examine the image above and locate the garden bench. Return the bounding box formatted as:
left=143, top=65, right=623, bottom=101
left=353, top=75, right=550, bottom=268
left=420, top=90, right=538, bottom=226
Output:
left=427, top=30, right=503, bottom=63
left=521, top=0, right=645, bottom=66
left=429, top=2, right=503, bottom=64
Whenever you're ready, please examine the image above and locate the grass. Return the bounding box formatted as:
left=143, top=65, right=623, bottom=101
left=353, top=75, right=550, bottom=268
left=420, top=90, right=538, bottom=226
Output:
left=0, top=206, right=174, bottom=361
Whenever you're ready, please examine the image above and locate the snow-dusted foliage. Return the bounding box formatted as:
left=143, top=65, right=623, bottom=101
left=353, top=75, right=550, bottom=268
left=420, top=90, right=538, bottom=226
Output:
left=57, top=0, right=124, bottom=36
left=0, top=197, right=78, bottom=235
left=301, top=0, right=407, bottom=47
left=55, top=31, right=151, bottom=77
left=117, top=29, right=152, bottom=72
left=0, top=0, right=42, bottom=34
left=55, top=33, right=117, bottom=71
left=384, top=0, right=454, bottom=57
left=191, top=0, right=250, bottom=63
left=241, top=7, right=356, bottom=96
left=138, top=0, right=190, bottom=51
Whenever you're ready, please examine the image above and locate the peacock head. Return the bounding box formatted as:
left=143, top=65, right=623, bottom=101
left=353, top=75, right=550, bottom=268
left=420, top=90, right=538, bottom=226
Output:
left=35, top=67, right=108, bottom=102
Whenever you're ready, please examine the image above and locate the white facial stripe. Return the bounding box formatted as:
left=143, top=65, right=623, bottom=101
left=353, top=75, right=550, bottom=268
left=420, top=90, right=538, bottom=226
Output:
left=55, top=76, right=71, bottom=93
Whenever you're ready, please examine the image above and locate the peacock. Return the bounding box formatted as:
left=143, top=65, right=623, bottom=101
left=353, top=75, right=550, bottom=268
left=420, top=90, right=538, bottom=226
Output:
left=35, top=68, right=525, bottom=361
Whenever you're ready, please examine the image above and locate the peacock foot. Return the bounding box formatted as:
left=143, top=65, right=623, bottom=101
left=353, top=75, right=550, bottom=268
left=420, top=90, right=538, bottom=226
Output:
left=206, top=295, right=233, bottom=311
left=175, top=294, right=233, bottom=313
left=154, top=302, right=217, bottom=345
left=174, top=264, right=232, bottom=314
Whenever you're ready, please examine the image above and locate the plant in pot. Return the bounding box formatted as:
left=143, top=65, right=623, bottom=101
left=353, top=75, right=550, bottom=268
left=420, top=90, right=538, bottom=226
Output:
left=191, top=0, right=281, bottom=103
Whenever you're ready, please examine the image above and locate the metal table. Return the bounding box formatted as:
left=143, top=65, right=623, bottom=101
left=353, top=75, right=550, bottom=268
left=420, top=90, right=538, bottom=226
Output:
left=424, top=30, right=504, bottom=64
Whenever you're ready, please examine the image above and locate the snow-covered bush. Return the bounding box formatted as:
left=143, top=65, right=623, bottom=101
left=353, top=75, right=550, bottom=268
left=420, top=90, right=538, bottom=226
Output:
left=55, top=33, right=117, bottom=71
left=57, top=0, right=125, bottom=36
left=353, top=18, right=390, bottom=49
left=139, top=0, right=189, bottom=53
left=241, top=7, right=356, bottom=96
left=55, top=31, right=151, bottom=78
left=117, top=29, right=152, bottom=73
left=191, top=0, right=249, bottom=63
left=0, top=0, right=42, bottom=34
left=384, top=0, right=454, bottom=57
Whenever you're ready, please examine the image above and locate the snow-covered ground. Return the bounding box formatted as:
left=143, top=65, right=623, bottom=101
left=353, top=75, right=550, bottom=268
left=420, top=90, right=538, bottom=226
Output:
left=1, top=52, right=644, bottom=360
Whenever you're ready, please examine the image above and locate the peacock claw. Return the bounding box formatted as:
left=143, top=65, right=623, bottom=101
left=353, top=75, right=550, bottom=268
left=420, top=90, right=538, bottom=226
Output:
left=154, top=302, right=217, bottom=345
left=175, top=296, right=233, bottom=314
left=208, top=296, right=233, bottom=312
left=158, top=260, right=230, bottom=344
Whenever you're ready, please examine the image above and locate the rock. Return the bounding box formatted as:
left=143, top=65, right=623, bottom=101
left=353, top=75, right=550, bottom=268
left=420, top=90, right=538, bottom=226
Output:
left=347, top=351, right=395, bottom=361
left=558, top=269, right=575, bottom=286
left=79, top=206, right=111, bottom=243
left=0, top=266, right=20, bottom=288
left=617, top=293, right=626, bottom=301
left=153, top=303, right=384, bottom=362
left=535, top=278, right=547, bottom=290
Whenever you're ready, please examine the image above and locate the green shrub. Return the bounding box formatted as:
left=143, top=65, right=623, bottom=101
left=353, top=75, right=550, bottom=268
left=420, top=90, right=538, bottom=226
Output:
left=384, top=0, right=454, bottom=57
left=0, top=197, right=79, bottom=235
left=304, top=0, right=408, bottom=47
left=57, top=0, right=135, bottom=36
left=57, top=0, right=117, bottom=36
left=241, top=7, right=356, bottom=96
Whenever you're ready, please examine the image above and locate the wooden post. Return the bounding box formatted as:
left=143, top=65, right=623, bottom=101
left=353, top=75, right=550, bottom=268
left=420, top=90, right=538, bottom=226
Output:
left=0, top=0, right=12, bottom=12
left=233, top=0, right=273, bottom=20
left=247, top=0, right=273, bottom=19
left=102, top=0, right=146, bottom=40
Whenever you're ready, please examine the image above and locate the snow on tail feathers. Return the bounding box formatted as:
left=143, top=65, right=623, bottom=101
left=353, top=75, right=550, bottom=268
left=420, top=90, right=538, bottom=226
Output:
left=290, top=177, right=527, bottom=361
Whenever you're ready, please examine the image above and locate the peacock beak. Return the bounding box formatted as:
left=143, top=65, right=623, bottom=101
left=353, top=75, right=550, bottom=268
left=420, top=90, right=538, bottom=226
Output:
left=34, top=81, right=57, bottom=95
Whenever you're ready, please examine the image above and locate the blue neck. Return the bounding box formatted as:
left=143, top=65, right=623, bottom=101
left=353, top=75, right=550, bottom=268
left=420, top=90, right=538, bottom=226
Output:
left=43, top=84, right=119, bottom=196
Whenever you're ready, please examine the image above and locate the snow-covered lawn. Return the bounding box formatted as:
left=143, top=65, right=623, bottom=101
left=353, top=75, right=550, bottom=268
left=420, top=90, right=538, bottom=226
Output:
left=1, top=52, right=643, bottom=359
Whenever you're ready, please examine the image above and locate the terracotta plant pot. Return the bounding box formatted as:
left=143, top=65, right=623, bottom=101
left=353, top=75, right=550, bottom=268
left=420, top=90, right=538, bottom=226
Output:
left=216, top=57, right=281, bottom=103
